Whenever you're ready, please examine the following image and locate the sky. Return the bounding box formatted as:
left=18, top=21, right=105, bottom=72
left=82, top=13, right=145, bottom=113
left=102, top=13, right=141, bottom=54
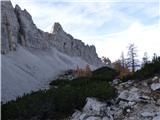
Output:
left=11, top=0, right=160, bottom=62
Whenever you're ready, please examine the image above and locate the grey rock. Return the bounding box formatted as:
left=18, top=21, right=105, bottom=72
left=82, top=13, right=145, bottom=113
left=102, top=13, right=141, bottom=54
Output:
left=14, top=4, right=49, bottom=49
left=70, top=77, right=160, bottom=120
left=118, top=88, right=140, bottom=102
left=151, top=83, right=160, bottom=91
left=1, top=1, right=19, bottom=53
left=85, top=116, right=101, bottom=120
left=83, top=97, right=107, bottom=116
left=1, top=1, right=102, bottom=67
left=152, top=76, right=159, bottom=81
left=153, top=115, right=160, bottom=120
left=51, top=22, right=102, bottom=67
left=112, top=79, right=119, bottom=85
left=1, top=0, right=103, bottom=103
left=140, top=111, right=155, bottom=117
left=156, top=99, right=160, bottom=106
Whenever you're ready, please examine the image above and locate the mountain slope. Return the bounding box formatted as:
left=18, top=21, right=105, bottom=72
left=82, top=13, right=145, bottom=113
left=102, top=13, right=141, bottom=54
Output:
left=2, top=46, right=95, bottom=102
left=1, top=1, right=103, bottom=102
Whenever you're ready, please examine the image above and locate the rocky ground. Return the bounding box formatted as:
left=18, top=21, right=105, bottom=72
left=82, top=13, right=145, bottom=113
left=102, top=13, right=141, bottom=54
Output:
left=69, top=76, right=160, bottom=120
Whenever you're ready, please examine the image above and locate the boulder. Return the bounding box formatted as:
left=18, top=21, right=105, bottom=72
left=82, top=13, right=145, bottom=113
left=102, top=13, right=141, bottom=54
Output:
left=152, top=76, right=159, bottom=81
left=153, top=115, right=160, bottom=120
left=83, top=98, right=107, bottom=116
left=118, top=89, right=140, bottom=102
left=141, top=111, right=155, bottom=117
left=151, top=83, right=160, bottom=91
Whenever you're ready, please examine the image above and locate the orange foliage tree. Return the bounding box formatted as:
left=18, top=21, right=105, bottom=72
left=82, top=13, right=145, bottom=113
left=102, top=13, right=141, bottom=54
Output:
left=113, top=59, right=131, bottom=78
left=74, top=64, right=92, bottom=77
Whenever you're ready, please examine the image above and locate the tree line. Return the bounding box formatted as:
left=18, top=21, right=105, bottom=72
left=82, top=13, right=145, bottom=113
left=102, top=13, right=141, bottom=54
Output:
left=102, top=43, right=159, bottom=78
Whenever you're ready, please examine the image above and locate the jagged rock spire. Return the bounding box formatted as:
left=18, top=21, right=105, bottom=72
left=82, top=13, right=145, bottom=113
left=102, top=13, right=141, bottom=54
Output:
left=15, top=4, right=21, bottom=11
left=51, top=22, right=63, bottom=34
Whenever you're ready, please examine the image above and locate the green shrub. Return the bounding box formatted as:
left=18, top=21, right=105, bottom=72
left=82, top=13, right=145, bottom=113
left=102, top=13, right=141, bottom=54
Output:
left=49, top=79, right=70, bottom=86
left=2, top=66, right=118, bottom=120
left=121, top=56, right=160, bottom=81
left=92, top=66, right=118, bottom=81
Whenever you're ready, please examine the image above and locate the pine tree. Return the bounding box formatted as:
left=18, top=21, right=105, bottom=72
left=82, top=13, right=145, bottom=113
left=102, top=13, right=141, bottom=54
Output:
left=152, top=53, right=158, bottom=62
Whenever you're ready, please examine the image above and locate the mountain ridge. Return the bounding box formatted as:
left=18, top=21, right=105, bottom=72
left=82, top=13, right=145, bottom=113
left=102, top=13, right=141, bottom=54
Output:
left=1, top=1, right=102, bottom=66
left=1, top=1, right=103, bottom=102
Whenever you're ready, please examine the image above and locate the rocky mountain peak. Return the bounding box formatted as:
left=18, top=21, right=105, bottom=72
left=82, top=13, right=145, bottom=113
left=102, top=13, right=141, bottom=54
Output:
left=52, top=22, right=64, bottom=34
left=15, top=4, right=21, bottom=11
left=15, top=4, right=32, bottom=21
left=1, top=1, right=103, bottom=67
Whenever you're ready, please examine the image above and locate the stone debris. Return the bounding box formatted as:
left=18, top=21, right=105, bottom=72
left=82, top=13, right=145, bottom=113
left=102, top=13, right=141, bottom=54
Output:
left=71, top=76, right=160, bottom=120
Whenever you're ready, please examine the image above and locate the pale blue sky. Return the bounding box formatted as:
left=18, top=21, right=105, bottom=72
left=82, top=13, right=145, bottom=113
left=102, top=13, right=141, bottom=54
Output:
left=12, top=0, right=160, bottom=61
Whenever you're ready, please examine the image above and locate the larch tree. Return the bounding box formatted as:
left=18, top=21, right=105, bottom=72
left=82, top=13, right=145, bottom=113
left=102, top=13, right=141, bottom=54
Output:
left=126, top=44, right=139, bottom=73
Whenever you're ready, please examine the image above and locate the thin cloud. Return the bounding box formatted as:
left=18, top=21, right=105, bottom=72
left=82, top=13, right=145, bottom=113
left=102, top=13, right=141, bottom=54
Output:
left=11, top=0, right=160, bottom=61
left=90, top=21, right=160, bottom=61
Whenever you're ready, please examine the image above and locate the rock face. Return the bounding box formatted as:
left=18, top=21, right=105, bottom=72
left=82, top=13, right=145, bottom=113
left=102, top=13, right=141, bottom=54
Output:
left=1, top=1, right=102, bottom=67
left=71, top=76, right=160, bottom=120
left=1, top=1, right=103, bottom=102
left=1, top=1, right=19, bottom=53
left=14, top=4, right=50, bottom=49
left=51, top=23, right=102, bottom=66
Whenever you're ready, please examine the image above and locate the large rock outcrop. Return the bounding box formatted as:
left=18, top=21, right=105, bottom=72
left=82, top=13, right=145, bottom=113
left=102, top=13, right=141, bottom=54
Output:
left=1, top=1, right=102, bottom=67
left=1, top=1, right=103, bottom=102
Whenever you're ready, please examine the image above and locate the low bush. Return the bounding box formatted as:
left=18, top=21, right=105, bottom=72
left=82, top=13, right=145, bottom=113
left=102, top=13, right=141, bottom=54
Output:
left=92, top=66, right=118, bottom=81
left=121, top=56, right=160, bottom=81
left=2, top=66, right=118, bottom=120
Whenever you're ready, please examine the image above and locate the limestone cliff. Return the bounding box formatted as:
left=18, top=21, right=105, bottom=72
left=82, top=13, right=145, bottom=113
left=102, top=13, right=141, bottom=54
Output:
left=1, top=1, right=102, bottom=67
left=1, top=1, right=19, bottom=53
left=1, top=1, right=103, bottom=102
